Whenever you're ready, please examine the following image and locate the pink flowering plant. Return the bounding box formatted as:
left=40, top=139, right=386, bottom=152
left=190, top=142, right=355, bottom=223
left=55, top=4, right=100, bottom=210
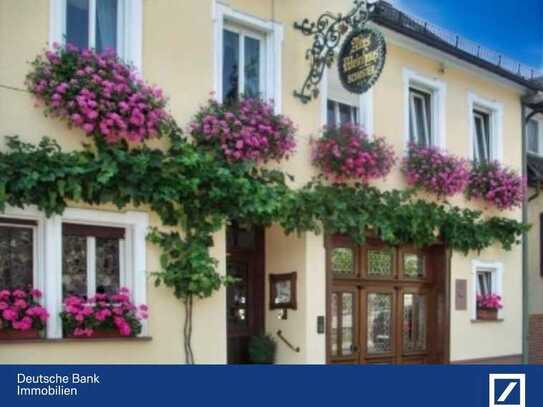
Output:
left=312, top=124, right=396, bottom=182
left=190, top=97, right=296, bottom=163
left=466, top=161, right=525, bottom=210
left=26, top=43, right=169, bottom=144
left=402, top=143, right=469, bottom=198
left=0, top=287, right=49, bottom=332
left=476, top=293, right=503, bottom=310
left=60, top=288, right=148, bottom=337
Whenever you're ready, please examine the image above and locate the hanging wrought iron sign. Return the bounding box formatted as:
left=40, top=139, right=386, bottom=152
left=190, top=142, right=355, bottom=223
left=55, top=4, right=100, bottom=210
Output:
left=293, top=0, right=385, bottom=103
left=337, top=28, right=386, bottom=94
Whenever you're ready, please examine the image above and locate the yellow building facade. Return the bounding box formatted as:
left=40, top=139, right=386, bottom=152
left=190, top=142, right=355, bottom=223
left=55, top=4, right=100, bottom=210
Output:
left=0, top=0, right=538, bottom=364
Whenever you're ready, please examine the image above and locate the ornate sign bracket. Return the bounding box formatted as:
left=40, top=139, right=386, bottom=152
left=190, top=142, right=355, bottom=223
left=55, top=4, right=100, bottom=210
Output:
left=293, top=0, right=376, bottom=104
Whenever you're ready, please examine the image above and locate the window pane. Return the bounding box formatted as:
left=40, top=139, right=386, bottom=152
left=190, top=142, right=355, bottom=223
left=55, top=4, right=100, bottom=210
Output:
left=403, top=293, right=427, bottom=352
left=226, top=261, right=249, bottom=329
left=95, top=0, right=118, bottom=52
left=368, top=250, right=393, bottom=277
left=477, top=271, right=492, bottom=296
left=409, top=89, right=432, bottom=146
left=367, top=293, right=392, bottom=354
left=62, top=235, right=87, bottom=297
left=96, top=237, right=120, bottom=294
left=0, top=226, right=33, bottom=289
left=327, top=100, right=336, bottom=126
left=331, top=293, right=338, bottom=356
left=223, top=29, right=240, bottom=104
left=66, top=0, right=89, bottom=49
left=403, top=254, right=425, bottom=279
left=339, top=103, right=352, bottom=125
left=331, top=248, right=354, bottom=276
left=341, top=293, right=354, bottom=355
left=474, top=111, right=490, bottom=162
left=528, top=120, right=539, bottom=153
left=244, top=36, right=261, bottom=97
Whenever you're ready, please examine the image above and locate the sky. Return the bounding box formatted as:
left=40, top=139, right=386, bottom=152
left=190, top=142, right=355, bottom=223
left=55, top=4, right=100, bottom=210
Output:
left=391, top=0, right=543, bottom=70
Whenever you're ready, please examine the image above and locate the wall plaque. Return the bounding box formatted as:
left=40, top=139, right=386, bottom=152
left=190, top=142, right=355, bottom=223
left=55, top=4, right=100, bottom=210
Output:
left=337, top=28, right=386, bottom=94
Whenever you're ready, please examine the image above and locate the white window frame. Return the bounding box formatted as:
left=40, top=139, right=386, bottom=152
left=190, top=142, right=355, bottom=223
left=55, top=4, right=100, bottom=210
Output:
left=468, top=92, right=503, bottom=162
left=49, top=0, right=143, bottom=71
left=1, top=206, right=148, bottom=339
left=319, top=70, right=375, bottom=136
left=0, top=215, right=44, bottom=307
left=471, top=260, right=503, bottom=321
left=213, top=1, right=283, bottom=113
left=222, top=23, right=266, bottom=100
left=403, top=68, right=447, bottom=149
left=327, top=99, right=360, bottom=127
left=527, top=115, right=543, bottom=156
left=62, top=223, right=127, bottom=300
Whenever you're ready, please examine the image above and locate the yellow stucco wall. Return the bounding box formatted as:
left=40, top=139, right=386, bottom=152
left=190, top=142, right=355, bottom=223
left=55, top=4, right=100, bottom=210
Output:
left=0, top=0, right=525, bottom=363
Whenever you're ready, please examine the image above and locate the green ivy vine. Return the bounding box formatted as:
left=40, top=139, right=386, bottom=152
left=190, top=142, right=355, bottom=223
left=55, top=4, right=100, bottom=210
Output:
left=0, top=127, right=528, bottom=363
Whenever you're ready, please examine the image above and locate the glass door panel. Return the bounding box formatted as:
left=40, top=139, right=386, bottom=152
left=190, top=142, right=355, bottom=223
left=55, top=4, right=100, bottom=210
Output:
left=329, top=288, right=359, bottom=363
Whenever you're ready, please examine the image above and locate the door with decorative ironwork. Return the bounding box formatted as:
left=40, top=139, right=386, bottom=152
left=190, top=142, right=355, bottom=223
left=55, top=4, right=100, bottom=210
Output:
left=326, top=236, right=446, bottom=364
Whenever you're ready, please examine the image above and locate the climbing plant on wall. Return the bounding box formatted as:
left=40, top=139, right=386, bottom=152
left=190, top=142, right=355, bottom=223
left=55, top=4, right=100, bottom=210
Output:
left=2, top=44, right=528, bottom=363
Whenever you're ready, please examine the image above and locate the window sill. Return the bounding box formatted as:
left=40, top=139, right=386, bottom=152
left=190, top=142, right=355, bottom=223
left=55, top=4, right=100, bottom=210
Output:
left=0, top=336, right=153, bottom=344
left=470, top=319, right=504, bottom=323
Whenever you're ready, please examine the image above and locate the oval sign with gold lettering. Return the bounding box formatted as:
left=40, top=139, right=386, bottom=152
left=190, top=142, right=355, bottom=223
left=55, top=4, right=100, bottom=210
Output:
left=338, top=28, right=386, bottom=94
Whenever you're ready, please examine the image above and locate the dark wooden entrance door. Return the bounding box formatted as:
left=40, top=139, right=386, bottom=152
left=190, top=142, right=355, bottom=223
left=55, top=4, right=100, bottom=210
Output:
left=226, top=223, right=264, bottom=364
left=326, top=237, right=448, bottom=364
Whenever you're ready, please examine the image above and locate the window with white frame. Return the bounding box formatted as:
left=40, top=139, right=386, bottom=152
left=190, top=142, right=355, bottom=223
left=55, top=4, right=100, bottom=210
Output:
left=403, top=69, right=446, bottom=148
left=471, top=260, right=503, bottom=320
left=0, top=207, right=148, bottom=338
left=223, top=25, right=265, bottom=103
left=50, top=0, right=142, bottom=69
left=62, top=223, right=125, bottom=298
left=214, top=3, right=283, bottom=110
left=0, top=218, right=37, bottom=290
left=468, top=93, right=502, bottom=162
left=527, top=119, right=541, bottom=155
left=409, top=87, right=432, bottom=146
left=473, top=109, right=492, bottom=162
left=327, top=99, right=359, bottom=127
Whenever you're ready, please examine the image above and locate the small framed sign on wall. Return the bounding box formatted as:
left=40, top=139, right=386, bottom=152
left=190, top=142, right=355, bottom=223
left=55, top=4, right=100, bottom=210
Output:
left=269, top=272, right=297, bottom=310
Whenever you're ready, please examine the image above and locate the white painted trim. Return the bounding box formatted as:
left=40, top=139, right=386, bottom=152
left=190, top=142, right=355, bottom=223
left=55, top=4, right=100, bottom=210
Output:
left=527, top=114, right=543, bottom=156
left=360, top=88, right=375, bottom=136
left=86, top=236, right=96, bottom=297
left=48, top=0, right=143, bottom=71
left=319, top=69, right=329, bottom=127
left=403, top=67, right=447, bottom=150
left=213, top=1, right=283, bottom=112
left=471, top=260, right=504, bottom=321
left=468, top=92, right=503, bottom=162
left=1, top=206, right=149, bottom=338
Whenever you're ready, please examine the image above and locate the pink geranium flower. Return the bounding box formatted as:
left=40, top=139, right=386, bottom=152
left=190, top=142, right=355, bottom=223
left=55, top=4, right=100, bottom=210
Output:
left=0, top=287, right=49, bottom=331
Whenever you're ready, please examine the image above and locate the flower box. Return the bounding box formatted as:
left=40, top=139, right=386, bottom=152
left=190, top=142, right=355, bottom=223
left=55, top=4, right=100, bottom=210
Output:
left=66, top=329, right=122, bottom=339
left=0, top=328, right=40, bottom=340
left=477, top=308, right=498, bottom=321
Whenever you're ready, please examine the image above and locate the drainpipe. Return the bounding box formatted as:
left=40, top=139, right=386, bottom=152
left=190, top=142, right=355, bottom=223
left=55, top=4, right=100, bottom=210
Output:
left=521, top=102, right=529, bottom=364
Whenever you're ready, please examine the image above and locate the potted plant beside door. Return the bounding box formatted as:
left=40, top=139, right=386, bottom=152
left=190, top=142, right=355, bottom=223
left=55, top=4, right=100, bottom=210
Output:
left=476, top=293, right=503, bottom=321
left=248, top=334, right=277, bottom=364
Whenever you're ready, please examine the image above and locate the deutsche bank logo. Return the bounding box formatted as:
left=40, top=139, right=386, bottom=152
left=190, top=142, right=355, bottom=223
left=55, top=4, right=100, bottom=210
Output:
left=489, top=374, right=525, bottom=407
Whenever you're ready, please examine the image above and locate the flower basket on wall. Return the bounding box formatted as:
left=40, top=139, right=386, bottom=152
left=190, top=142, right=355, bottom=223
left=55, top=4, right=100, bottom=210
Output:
left=476, top=308, right=498, bottom=321
left=0, top=287, right=48, bottom=340
left=26, top=44, right=169, bottom=144
left=60, top=288, right=148, bottom=338
left=476, top=293, right=502, bottom=321
left=401, top=143, right=469, bottom=197
left=311, top=124, right=396, bottom=183
left=466, top=161, right=525, bottom=210
left=190, top=97, right=296, bottom=163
